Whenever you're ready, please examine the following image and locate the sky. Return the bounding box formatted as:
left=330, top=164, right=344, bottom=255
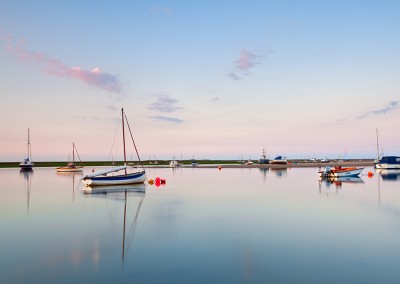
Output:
left=1, top=0, right=399, bottom=162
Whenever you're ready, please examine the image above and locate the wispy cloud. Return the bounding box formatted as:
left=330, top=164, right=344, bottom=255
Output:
left=150, top=5, right=172, bottom=15
left=235, top=49, right=259, bottom=70
left=107, top=105, right=119, bottom=112
left=148, top=116, right=183, bottom=124
left=358, top=100, right=400, bottom=119
left=149, top=95, right=183, bottom=113
left=1, top=32, right=122, bottom=95
left=148, top=95, right=183, bottom=123
left=227, top=48, right=270, bottom=81
left=227, top=72, right=240, bottom=81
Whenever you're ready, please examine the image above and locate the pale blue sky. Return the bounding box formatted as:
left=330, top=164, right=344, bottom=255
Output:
left=1, top=0, right=399, bottom=161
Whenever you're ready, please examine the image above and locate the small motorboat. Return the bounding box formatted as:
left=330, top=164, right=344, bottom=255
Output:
left=319, top=166, right=364, bottom=178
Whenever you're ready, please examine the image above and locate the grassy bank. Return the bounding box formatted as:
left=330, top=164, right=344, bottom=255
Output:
left=0, top=159, right=375, bottom=168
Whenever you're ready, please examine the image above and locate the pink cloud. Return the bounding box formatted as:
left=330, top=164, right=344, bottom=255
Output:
left=227, top=48, right=263, bottom=81
left=235, top=49, right=259, bottom=70
left=1, top=33, right=122, bottom=94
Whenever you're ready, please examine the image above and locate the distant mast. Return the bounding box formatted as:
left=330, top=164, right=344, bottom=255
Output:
left=376, top=129, right=380, bottom=161
left=27, top=128, right=31, bottom=160
left=121, top=108, right=127, bottom=175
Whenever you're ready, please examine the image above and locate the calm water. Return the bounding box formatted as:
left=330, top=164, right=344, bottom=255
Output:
left=1, top=166, right=400, bottom=284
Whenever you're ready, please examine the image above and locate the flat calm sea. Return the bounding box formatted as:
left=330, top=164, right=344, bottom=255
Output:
left=1, top=166, right=400, bottom=284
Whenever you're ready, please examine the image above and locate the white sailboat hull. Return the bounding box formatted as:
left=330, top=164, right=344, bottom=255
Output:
left=82, top=170, right=146, bottom=186
left=20, top=162, right=34, bottom=170
left=375, top=163, right=400, bottom=170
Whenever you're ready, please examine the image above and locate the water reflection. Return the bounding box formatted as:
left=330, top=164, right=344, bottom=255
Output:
left=19, top=169, right=33, bottom=214
left=56, top=172, right=83, bottom=202
left=259, top=168, right=269, bottom=182
left=318, top=176, right=364, bottom=194
left=271, top=168, right=287, bottom=177
left=83, top=184, right=145, bottom=267
left=377, top=169, right=400, bottom=181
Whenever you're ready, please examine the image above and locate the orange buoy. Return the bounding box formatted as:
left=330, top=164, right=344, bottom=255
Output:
left=148, top=179, right=154, bottom=185
left=368, top=171, right=374, bottom=178
left=218, top=166, right=222, bottom=170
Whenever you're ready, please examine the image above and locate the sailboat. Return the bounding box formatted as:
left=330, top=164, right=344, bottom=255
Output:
left=56, top=142, right=83, bottom=172
left=20, top=128, right=34, bottom=170
left=82, top=108, right=146, bottom=186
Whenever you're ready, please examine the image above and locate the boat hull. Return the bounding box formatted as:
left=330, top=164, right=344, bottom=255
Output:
left=375, top=156, right=400, bottom=169
left=270, top=160, right=288, bottom=165
left=319, top=167, right=364, bottom=178
left=82, top=171, right=146, bottom=186
left=20, top=163, right=34, bottom=170
left=56, top=166, right=83, bottom=172
left=375, top=163, right=400, bottom=170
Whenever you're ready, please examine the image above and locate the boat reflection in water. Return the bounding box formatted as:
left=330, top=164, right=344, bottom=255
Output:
left=377, top=169, right=400, bottom=181
left=271, top=168, right=287, bottom=177
left=259, top=168, right=269, bottom=182
left=83, top=183, right=145, bottom=194
left=56, top=171, right=83, bottom=202
left=20, top=169, right=33, bottom=213
left=83, top=183, right=145, bottom=267
left=319, top=176, right=364, bottom=194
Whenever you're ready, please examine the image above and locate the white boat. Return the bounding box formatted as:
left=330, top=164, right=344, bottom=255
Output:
left=319, top=166, right=364, bottom=178
left=375, top=156, right=400, bottom=170
left=270, top=156, right=288, bottom=165
left=169, top=157, right=182, bottom=168
left=56, top=142, right=83, bottom=172
left=245, top=159, right=253, bottom=165
left=20, top=129, right=34, bottom=170
left=82, top=108, right=146, bottom=186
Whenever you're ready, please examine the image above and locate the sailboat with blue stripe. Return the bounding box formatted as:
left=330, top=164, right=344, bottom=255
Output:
left=82, top=108, right=146, bottom=186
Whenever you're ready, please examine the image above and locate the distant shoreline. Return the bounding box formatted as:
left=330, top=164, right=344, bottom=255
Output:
left=0, top=159, right=375, bottom=169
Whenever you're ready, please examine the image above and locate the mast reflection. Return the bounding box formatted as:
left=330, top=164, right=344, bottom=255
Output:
left=20, top=169, right=33, bottom=214
left=83, top=184, right=145, bottom=268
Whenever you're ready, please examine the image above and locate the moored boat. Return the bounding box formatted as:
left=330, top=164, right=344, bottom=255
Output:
left=270, top=156, right=288, bottom=165
left=20, top=129, right=34, bottom=170
left=169, top=157, right=182, bottom=168
left=81, top=108, right=146, bottom=187
left=259, top=149, right=269, bottom=164
left=375, top=156, right=400, bottom=170
left=82, top=167, right=146, bottom=186
left=319, top=166, right=364, bottom=178
left=56, top=142, right=83, bottom=172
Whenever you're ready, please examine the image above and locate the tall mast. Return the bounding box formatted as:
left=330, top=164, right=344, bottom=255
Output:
left=121, top=108, right=127, bottom=175
left=72, top=142, right=75, bottom=163
left=27, top=128, right=30, bottom=159
left=376, top=129, right=379, bottom=161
